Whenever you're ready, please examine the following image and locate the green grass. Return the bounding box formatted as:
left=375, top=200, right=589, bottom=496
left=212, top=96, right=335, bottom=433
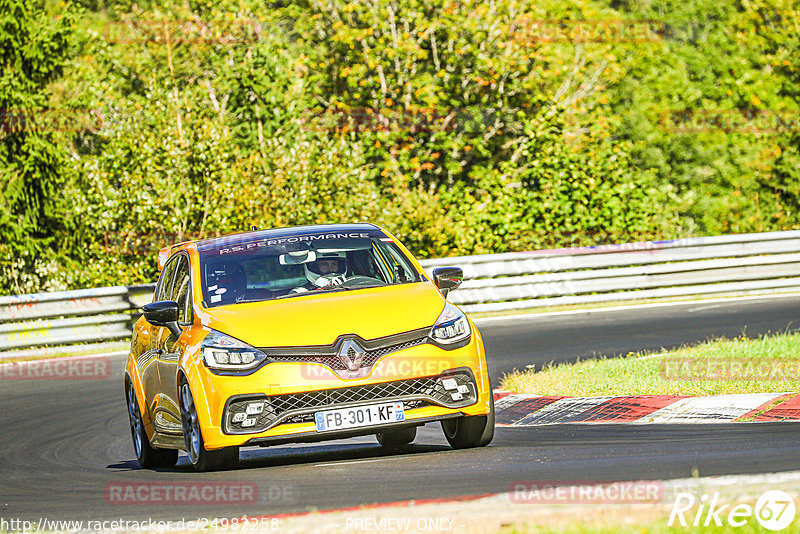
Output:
left=500, top=332, right=800, bottom=396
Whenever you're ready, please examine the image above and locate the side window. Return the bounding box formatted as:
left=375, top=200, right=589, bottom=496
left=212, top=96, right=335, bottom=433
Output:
left=370, top=244, right=393, bottom=283
left=384, top=244, right=417, bottom=283
left=370, top=242, right=418, bottom=284
left=170, top=255, right=192, bottom=324
left=156, top=256, right=179, bottom=302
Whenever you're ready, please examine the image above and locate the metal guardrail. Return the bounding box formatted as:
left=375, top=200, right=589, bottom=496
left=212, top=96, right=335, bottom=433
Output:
left=0, top=285, right=155, bottom=357
left=419, top=230, right=800, bottom=313
left=2, top=230, right=800, bottom=357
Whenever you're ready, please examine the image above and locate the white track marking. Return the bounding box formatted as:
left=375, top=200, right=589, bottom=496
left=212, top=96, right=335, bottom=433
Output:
left=316, top=458, right=399, bottom=467
left=661, top=470, right=800, bottom=491
left=637, top=393, right=787, bottom=424
left=511, top=396, right=615, bottom=426
left=687, top=304, right=723, bottom=312
left=494, top=393, right=543, bottom=411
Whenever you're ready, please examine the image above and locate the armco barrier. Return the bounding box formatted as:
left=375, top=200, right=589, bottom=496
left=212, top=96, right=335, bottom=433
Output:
left=2, top=230, right=800, bottom=357
left=419, top=230, right=800, bottom=312
left=0, top=285, right=155, bottom=356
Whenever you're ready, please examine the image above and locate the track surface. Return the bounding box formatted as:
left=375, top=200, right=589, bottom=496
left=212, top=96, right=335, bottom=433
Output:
left=1, top=296, right=799, bottom=521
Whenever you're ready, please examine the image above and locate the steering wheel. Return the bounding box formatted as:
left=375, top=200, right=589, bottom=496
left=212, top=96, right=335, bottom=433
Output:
left=337, top=275, right=386, bottom=288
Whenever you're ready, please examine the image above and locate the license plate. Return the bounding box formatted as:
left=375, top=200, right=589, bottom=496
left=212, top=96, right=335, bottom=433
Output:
left=314, top=402, right=405, bottom=432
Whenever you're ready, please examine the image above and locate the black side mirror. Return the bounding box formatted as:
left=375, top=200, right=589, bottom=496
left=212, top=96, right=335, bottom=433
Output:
left=142, top=301, right=182, bottom=338
left=432, top=267, right=463, bottom=298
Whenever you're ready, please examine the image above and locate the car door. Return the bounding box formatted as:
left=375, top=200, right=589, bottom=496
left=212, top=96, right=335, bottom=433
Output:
left=149, top=255, right=184, bottom=434
left=154, top=253, right=192, bottom=433
left=143, top=255, right=179, bottom=428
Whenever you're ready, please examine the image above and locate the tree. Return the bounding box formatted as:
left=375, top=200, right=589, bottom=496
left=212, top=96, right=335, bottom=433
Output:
left=750, top=0, right=800, bottom=226
left=0, top=0, right=76, bottom=293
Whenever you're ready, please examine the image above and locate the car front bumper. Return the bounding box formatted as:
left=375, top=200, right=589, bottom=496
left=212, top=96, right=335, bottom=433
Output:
left=186, top=325, right=493, bottom=450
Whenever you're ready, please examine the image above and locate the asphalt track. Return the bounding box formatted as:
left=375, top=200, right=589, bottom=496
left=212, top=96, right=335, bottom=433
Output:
left=1, top=296, right=800, bottom=522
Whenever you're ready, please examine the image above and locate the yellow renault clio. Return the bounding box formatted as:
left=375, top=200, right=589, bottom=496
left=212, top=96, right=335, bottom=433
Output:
left=125, top=223, right=494, bottom=471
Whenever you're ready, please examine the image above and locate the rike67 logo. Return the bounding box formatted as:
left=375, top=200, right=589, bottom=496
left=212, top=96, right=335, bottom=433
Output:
left=669, top=490, right=796, bottom=531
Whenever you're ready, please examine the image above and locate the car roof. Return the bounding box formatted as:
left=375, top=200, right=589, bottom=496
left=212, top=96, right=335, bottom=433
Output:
left=193, top=222, right=383, bottom=253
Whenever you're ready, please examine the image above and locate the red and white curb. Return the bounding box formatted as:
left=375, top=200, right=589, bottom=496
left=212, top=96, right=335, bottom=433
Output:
left=492, top=390, right=800, bottom=424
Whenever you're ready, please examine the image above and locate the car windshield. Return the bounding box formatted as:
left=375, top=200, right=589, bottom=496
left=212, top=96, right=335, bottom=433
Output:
left=197, top=229, right=422, bottom=307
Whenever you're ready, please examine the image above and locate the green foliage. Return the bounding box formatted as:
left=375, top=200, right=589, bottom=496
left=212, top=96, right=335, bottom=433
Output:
left=749, top=0, right=800, bottom=225
left=285, top=0, right=674, bottom=255
left=0, top=0, right=76, bottom=293
left=1, top=0, right=797, bottom=294
left=605, top=0, right=800, bottom=234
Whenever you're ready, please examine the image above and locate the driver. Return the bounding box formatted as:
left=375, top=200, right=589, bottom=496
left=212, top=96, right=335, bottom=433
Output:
left=293, top=252, right=348, bottom=292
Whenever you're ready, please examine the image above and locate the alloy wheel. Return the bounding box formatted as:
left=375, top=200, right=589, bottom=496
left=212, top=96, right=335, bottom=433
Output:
left=126, top=386, right=143, bottom=458
left=180, top=384, right=201, bottom=465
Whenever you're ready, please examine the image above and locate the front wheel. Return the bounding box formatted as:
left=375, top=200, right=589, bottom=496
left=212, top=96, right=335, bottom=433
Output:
left=441, top=396, right=495, bottom=449
left=180, top=380, right=239, bottom=471
left=126, top=383, right=178, bottom=468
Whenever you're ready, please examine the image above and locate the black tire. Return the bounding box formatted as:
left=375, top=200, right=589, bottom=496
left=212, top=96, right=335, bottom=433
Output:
left=179, top=380, right=239, bottom=472
left=126, top=383, right=178, bottom=468
left=376, top=426, right=417, bottom=447
left=441, top=395, right=495, bottom=449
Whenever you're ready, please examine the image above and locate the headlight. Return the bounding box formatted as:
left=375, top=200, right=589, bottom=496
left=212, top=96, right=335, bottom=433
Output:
left=430, top=303, right=471, bottom=345
left=201, top=330, right=268, bottom=371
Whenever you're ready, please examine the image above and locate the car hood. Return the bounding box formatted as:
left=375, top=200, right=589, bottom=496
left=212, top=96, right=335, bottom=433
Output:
left=200, top=282, right=446, bottom=347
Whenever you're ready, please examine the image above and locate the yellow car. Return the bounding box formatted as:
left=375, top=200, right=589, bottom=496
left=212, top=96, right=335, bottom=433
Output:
left=125, top=223, right=494, bottom=471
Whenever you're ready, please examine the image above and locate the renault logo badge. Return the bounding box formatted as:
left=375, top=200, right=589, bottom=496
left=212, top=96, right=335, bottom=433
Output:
left=337, top=339, right=364, bottom=372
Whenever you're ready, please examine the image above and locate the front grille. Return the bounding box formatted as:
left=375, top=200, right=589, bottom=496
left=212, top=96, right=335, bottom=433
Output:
left=273, top=376, right=436, bottom=411
left=223, top=369, right=476, bottom=434
left=267, top=336, right=427, bottom=370
left=260, top=327, right=431, bottom=373
left=362, top=337, right=427, bottom=366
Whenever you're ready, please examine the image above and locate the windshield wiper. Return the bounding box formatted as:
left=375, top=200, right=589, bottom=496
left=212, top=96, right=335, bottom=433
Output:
left=271, top=288, right=346, bottom=300
left=272, top=292, right=312, bottom=300
left=272, top=285, right=383, bottom=300
left=323, top=284, right=386, bottom=292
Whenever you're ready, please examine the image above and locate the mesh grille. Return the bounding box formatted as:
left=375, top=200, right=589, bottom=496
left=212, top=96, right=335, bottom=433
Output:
left=271, top=376, right=437, bottom=414
left=362, top=337, right=427, bottom=365
left=267, top=335, right=427, bottom=370
left=223, top=371, right=475, bottom=434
